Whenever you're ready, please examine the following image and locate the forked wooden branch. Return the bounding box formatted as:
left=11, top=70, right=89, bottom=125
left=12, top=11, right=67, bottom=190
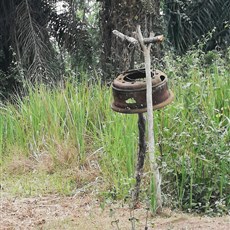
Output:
left=112, top=30, right=138, bottom=45
left=136, top=25, right=162, bottom=213
left=112, top=29, right=164, bottom=45
left=113, top=25, right=163, bottom=213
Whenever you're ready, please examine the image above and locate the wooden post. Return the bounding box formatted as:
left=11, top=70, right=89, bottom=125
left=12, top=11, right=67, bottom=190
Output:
left=113, top=26, right=163, bottom=213
left=136, top=25, right=162, bottom=213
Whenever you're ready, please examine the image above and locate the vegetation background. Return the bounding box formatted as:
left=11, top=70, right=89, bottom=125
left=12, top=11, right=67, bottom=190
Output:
left=0, top=0, right=229, bottom=218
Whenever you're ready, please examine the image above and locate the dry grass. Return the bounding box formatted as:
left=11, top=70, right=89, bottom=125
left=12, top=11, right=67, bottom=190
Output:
left=7, top=155, right=35, bottom=174
left=1, top=194, right=229, bottom=230
left=2, top=141, right=102, bottom=197
left=37, top=153, right=55, bottom=174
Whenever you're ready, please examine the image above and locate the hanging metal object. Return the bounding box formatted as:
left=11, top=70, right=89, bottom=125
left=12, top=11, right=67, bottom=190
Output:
left=111, top=68, right=174, bottom=114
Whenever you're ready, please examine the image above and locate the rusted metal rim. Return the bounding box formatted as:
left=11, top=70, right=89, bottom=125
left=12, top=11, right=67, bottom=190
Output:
left=111, top=68, right=174, bottom=114
left=113, top=68, right=166, bottom=91
left=111, top=90, right=174, bottom=114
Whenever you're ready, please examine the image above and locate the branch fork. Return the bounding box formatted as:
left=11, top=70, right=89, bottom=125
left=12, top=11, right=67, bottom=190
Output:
left=113, top=25, right=163, bottom=213
left=113, top=28, right=164, bottom=46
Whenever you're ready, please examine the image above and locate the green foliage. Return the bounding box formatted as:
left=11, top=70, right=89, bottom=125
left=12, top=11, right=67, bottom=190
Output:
left=0, top=50, right=229, bottom=214
left=0, top=0, right=97, bottom=98
left=160, top=49, right=230, bottom=214
left=164, top=0, right=230, bottom=53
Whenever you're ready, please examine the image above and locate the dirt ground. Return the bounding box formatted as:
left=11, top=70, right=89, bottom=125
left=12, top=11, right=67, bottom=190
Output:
left=0, top=194, right=229, bottom=230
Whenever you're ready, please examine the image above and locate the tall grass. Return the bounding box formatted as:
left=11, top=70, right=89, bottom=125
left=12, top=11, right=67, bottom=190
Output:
left=0, top=50, right=229, bottom=214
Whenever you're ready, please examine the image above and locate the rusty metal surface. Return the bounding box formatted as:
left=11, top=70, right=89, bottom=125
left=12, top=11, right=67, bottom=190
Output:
left=111, top=69, right=174, bottom=114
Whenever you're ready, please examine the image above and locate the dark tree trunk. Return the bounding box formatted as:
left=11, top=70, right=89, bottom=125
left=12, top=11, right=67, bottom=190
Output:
left=0, top=1, right=14, bottom=72
left=99, top=0, right=162, bottom=81
left=0, top=0, right=18, bottom=97
left=132, top=113, right=147, bottom=207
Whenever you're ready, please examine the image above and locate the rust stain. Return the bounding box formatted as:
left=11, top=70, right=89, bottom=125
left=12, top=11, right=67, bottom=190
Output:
left=111, top=68, right=174, bottom=114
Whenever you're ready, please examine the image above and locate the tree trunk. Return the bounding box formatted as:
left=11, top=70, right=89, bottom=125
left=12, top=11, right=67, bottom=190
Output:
left=99, top=0, right=162, bottom=80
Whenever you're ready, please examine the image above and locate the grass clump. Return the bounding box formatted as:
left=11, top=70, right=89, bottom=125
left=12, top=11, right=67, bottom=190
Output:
left=0, top=50, right=229, bottom=215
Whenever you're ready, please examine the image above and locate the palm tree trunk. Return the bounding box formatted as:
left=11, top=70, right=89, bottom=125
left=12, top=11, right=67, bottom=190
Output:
left=99, top=0, right=162, bottom=80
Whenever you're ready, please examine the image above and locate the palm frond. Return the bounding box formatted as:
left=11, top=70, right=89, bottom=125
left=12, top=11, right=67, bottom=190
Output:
left=48, top=0, right=93, bottom=66
left=165, top=0, right=230, bottom=53
left=14, top=0, right=58, bottom=83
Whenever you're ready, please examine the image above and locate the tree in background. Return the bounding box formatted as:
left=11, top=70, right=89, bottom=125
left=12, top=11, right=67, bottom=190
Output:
left=164, top=0, right=230, bottom=54
left=0, top=0, right=93, bottom=98
left=49, top=0, right=98, bottom=71
left=98, top=0, right=162, bottom=80
left=1, top=0, right=230, bottom=97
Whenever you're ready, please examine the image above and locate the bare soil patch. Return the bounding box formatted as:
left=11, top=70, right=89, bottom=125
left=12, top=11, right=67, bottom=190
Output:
left=0, top=194, right=229, bottom=230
